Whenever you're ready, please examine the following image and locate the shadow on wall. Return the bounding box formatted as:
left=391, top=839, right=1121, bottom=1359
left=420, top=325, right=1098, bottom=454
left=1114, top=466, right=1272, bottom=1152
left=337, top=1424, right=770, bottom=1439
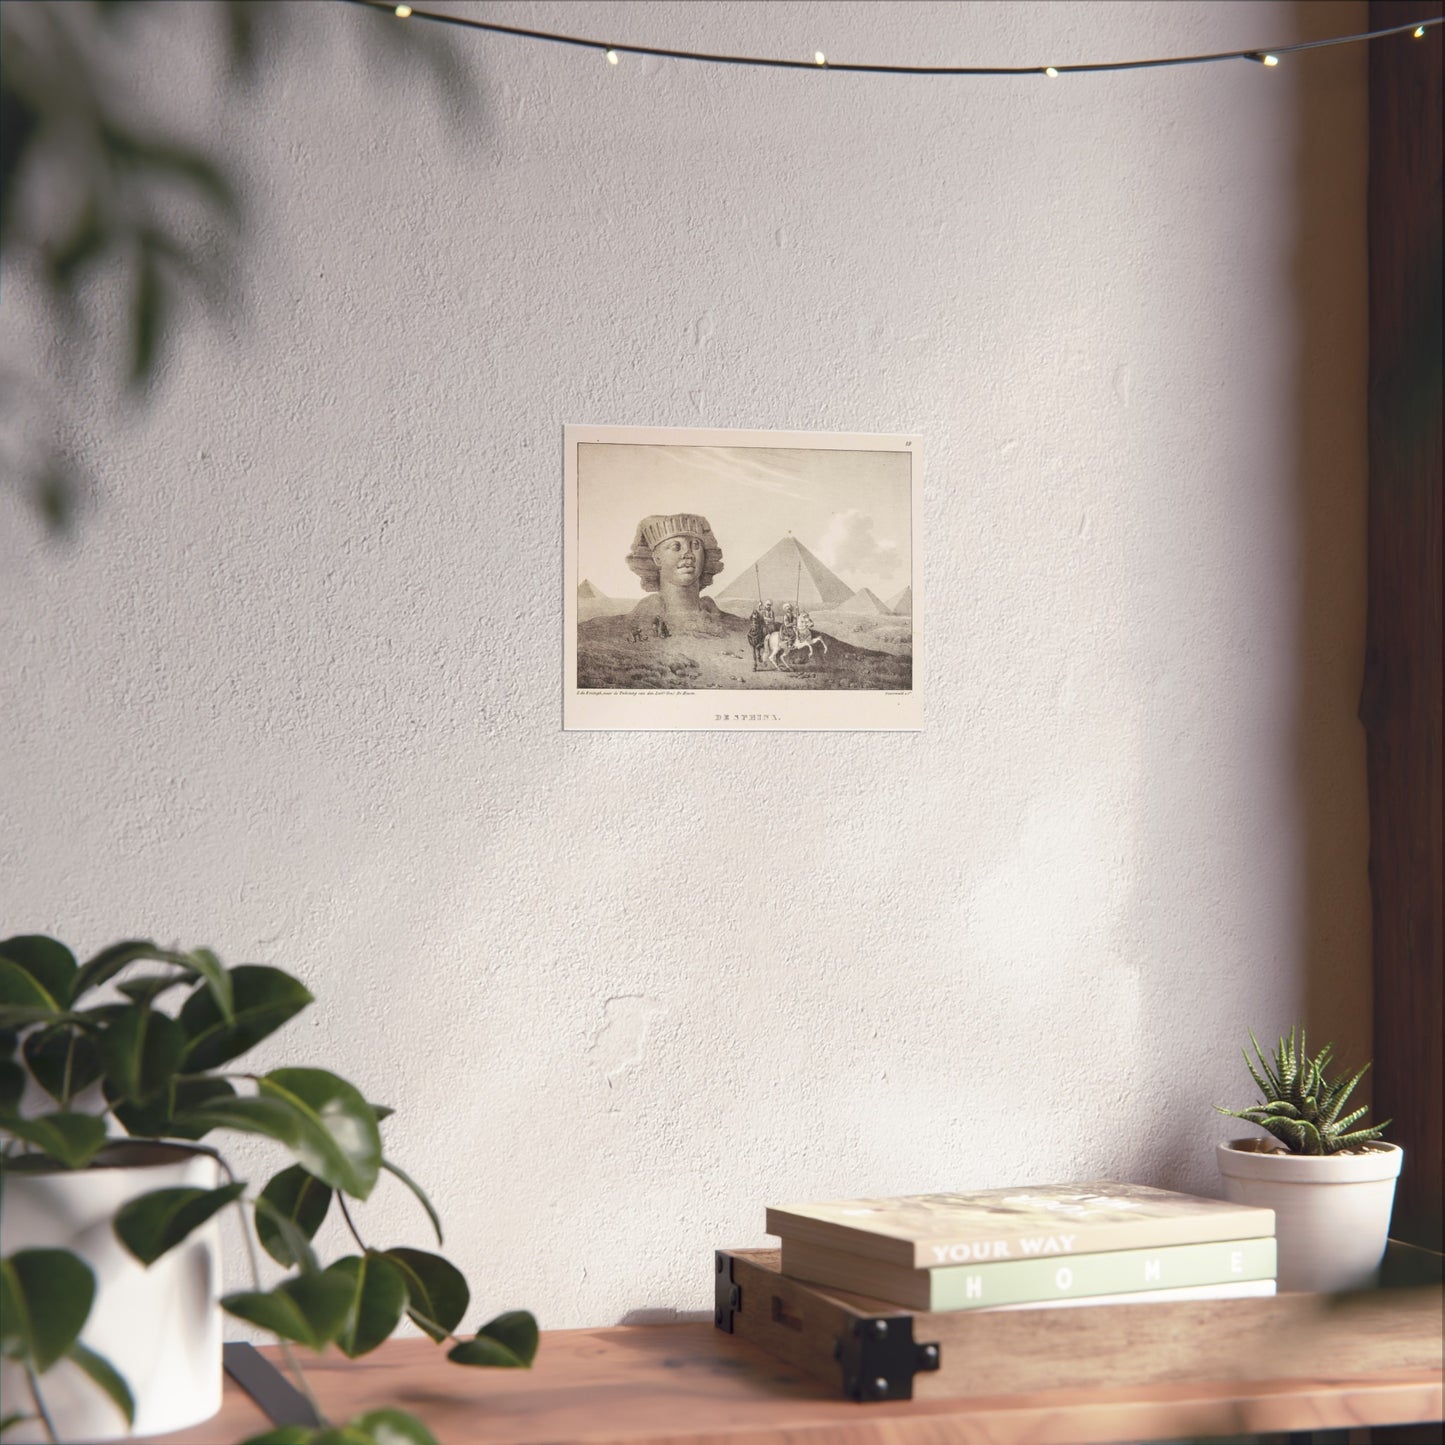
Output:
left=0, top=0, right=474, bottom=537
left=1287, top=0, right=1373, bottom=1088
left=1133, top=0, right=1373, bottom=1196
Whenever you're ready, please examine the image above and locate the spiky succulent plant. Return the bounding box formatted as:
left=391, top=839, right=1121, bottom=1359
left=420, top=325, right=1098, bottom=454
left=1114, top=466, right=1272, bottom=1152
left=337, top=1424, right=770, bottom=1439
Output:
left=1216, top=1025, right=1391, bottom=1156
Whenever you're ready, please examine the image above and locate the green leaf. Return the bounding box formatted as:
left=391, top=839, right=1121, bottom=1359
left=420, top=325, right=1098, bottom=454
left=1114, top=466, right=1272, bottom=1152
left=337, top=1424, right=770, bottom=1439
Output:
left=182, top=948, right=233, bottom=1023
left=23, top=1027, right=102, bottom=1103
left=238, top=1431, right=314, bottom=1445
left=67, top=1340, right=135, bottom=1426
left=129, top=238, right=164, bottom=389
left=108, top=1073, right=239, bottom=1142
left=310, top=1431, right=374, bottom=1445
left=351, top=1409, right=441, bottom=1445
left=222, top=1272, right=353, bottom=1351
left=252, top=1196, right=321, bottom=1276
left=116, top=975, right=191, bottom=1008
left=447, top=1310, right=538, bottom=1369
left=0, top=1112, right=108, bottom=1168
left=259, top=1070, right=381, bottom=1201
left=180, top=966, right=312, bottom=1071
left=370, top=1103, right=394, bottom=1122
left=71, top=941, right=175, bottom=1000
left=326, top=1253, right=407, bottom=1359
left=382, top=1249, right=468, bottom=1342
left=0, top=938, right=76, bottom=1008
left=1, top=1414, right=36, bottom=1435
left=256, top=1165, right=332, bottom=1268
left=98, top=1006, right=187, bottom=1103
left=0, top=1249, right=95, bottom=1371
left=380, top=1158, right=442, bottom=1246
left=113, top=1182, right=245, bottom=1265
left=0, top=960, right=60, bottom=1027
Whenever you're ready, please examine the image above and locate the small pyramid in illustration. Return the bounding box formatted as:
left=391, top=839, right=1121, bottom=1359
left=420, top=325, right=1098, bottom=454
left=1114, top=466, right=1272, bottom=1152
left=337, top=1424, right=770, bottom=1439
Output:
left=837, top=587, right=891, bottom=614
left=577, top=579, right=604, bottom=600
left=716, top=535, right=854, bottom=608
left=886, top=585, right=912, bottom=616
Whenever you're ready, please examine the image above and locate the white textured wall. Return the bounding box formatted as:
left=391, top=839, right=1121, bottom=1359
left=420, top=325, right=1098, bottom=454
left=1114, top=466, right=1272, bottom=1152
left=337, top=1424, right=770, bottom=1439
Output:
left=0, top=1, right=1370, bottom=1330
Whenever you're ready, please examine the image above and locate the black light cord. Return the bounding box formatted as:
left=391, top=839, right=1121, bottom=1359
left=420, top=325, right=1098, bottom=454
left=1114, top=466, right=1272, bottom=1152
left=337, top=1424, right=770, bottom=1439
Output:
left=338, top=1, right=1441, bottom=77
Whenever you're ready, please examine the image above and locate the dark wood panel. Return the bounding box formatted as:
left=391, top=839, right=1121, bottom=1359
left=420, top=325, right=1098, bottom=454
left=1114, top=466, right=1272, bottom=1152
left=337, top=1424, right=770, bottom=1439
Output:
left=1364, top=0, right=1444, bottom=1293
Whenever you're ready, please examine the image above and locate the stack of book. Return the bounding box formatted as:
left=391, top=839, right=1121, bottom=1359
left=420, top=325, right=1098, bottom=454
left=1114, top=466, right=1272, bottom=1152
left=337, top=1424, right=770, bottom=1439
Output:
left=766, top=1181, right=1277, bottom=1312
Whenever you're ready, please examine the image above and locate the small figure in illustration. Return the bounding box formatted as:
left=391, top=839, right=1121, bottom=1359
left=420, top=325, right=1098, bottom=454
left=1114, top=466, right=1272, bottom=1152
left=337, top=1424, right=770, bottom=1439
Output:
left=626, top=513, right=725, bottom=635
left=779, top=603, right=797, bottom=649
left=761, top=599, right=775, bottom=627
left=630, top=622, right=645, bottom=643
left=746, top=605, right=767, bottom=670
left=653, top=614, right=671, bottom=639
left=792, top=610, right=828, bottom=664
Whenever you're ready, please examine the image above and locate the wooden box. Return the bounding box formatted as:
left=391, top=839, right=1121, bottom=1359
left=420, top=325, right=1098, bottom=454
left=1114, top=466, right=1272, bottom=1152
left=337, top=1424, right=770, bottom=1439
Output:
left=715, top=1242, right=1445, bottom=1404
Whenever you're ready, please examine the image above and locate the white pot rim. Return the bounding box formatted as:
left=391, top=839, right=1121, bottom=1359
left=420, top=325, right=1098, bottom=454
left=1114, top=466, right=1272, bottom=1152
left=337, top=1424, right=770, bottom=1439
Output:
left=1217, top=1137, right=1403, bottom=1184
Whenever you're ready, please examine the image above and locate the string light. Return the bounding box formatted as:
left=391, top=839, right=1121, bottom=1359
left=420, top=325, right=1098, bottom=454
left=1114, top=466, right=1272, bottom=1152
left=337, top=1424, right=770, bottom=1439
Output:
left=339, top=2, right=1443, bottom=78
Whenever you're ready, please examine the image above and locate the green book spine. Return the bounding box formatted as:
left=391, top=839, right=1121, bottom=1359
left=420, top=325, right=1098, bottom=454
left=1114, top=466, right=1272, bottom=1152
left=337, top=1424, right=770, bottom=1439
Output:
left=928, top=1236, right=1277, bottom=1310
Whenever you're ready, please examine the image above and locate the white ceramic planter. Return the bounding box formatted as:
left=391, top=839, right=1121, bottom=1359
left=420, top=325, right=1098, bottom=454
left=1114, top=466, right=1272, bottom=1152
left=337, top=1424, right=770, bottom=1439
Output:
left=0, top=1141, right=224, bottom=1442
left=1216, top=1137, right=1403, bottom=1294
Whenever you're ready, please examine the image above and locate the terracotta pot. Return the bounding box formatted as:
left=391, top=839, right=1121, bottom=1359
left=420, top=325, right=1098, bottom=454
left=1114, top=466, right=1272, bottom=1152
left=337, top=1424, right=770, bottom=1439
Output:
left=0, top=1141, right=224, bottom=1441
left=1216, top=1137, right=1403, bottom=1293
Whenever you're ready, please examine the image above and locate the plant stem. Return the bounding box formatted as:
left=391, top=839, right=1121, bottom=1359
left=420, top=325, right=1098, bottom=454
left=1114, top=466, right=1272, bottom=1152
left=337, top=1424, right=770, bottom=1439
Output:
left=60, top=1032, right=77, bottom=1109
left=219, top=1157, right=327, bottom=1427
left=24, top=1364, right=57, bottom=1444
left=337, top=1194, right=367, bottom=1253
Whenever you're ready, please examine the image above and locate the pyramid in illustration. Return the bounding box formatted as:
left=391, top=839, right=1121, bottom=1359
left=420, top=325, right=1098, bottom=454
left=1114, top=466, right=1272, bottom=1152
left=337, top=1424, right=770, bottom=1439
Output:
left=577, top=579, right=603, bottom=599
left=886, top=585, right=913, bottom=616
left=837, top=586, right=891, bottom=614
left=716, top=535, right=854, bottom=608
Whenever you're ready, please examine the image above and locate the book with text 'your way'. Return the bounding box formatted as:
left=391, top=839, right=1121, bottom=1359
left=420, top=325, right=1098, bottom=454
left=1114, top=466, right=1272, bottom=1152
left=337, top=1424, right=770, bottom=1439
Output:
left=778, top=1234, right=1278, bottom=1311
left=765, top=1181, right=1275, bottom=1270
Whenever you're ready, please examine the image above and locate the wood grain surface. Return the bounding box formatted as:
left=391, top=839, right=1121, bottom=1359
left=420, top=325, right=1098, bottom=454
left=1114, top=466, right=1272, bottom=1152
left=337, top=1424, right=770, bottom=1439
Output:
left=145, top=1298, right=1442, bottom=1445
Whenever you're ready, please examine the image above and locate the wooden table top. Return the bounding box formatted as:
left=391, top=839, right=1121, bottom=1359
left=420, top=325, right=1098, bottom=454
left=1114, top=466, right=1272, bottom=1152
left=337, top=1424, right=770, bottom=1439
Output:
left=150, top=1320, right=1444, bottom=1445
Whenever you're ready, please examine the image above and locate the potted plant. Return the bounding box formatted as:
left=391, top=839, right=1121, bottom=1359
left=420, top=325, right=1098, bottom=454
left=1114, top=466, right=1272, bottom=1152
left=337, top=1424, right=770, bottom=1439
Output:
left=0, top=934, right=537, bottom=1444
left=1215, top=1025, right=1402, bottom=1293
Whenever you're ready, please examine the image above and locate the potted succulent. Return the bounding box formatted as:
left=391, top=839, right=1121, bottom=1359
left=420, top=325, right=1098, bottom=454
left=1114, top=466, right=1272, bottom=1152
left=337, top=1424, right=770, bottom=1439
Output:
left=1215, top=1025, right=1402, bottom=1293
left=0, top=934, right=537, bottom=1444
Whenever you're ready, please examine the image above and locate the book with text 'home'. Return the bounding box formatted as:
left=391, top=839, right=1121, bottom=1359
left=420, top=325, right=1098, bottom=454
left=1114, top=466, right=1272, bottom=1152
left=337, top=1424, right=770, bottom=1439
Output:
left=765, top=1181, right=1275, bottom=1270
left=779, top=1234, right=1278, bottom=1311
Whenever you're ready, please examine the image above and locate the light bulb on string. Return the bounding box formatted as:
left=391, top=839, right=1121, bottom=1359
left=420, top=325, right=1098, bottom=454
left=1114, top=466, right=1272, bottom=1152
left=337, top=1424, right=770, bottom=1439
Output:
left=339, top=3, right=1442, bottom=80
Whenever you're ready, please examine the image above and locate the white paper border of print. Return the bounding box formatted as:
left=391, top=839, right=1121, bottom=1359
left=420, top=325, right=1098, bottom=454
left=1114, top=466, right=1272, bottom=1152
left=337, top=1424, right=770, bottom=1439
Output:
left=564, top=424, right=922, bottom=732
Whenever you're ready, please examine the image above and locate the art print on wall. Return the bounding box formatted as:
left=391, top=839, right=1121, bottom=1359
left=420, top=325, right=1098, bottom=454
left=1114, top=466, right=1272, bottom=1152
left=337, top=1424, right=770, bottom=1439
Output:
left=564, top=425, right=922, bottom=731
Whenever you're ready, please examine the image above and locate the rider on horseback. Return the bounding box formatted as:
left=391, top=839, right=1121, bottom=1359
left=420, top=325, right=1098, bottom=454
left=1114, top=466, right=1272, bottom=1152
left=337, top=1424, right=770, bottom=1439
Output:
left=746, top=605, right=766, bottom=669
left=780, top=602, right=797, bottom=649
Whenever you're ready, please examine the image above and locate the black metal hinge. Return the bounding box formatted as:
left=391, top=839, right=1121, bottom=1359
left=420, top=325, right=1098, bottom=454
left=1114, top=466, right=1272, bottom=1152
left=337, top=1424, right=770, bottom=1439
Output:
left=714, top=1250, right=742, bottom=1332
left=833, top=1313, right=941, bottom=1401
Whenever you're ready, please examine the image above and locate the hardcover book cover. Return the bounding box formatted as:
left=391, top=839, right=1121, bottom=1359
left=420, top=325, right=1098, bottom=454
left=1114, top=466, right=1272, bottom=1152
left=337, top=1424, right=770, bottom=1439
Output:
left=779, top=1235, right=1278, bottom=1310
left=766, top=1181, right=1275, bottom=1270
